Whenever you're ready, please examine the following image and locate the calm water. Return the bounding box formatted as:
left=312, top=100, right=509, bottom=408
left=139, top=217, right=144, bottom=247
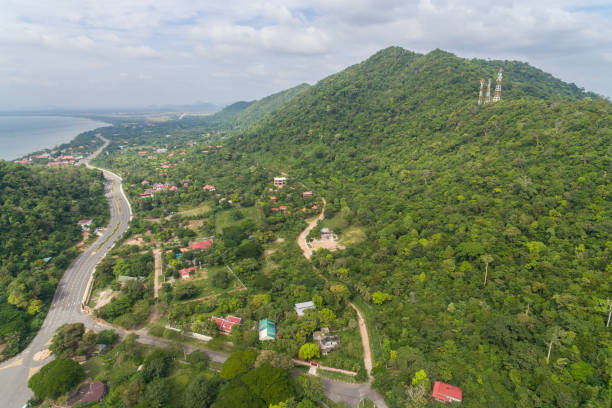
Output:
left=0, top=115, right=108, bottom=160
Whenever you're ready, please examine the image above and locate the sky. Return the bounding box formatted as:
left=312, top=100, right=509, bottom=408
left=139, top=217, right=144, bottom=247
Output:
left=1, top=0, right=611, bottom=110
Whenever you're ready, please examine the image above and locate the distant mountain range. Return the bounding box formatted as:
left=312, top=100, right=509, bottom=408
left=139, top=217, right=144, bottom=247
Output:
left=0, top=100, right=221, bottom=116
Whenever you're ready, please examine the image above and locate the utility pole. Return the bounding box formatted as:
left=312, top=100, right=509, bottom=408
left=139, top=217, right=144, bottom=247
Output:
left=493, top=67, right=503, bottom=102
left=478, top=79, right=484, bottom=105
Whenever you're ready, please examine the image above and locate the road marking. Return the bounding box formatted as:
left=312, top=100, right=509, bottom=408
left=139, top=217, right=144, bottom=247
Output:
left=0, top=358, right=23, bottom=370
left=28, top=366, right=41, bottom=380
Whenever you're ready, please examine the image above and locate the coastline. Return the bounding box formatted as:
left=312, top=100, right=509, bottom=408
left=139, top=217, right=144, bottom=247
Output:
left=0, top=115, right=110, bottom=161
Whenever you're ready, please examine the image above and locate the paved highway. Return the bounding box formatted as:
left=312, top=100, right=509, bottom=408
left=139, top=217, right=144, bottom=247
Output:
left=0, top=137, right=132, bottom=408
left=0, top=137, right=387, bottom=408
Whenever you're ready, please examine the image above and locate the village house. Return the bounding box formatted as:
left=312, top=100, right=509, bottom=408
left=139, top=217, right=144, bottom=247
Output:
left=203, top=184, right=216, bottom=192
left=313, top=327, right=340, bottom=355
left=211, top=315, right=242, bottom=333
left=180, top=266, right=197, bottom=280
left=294, top=300, right=316, bottom=317
left=259, top=319, right=277, bottom=341
left=180, top=239, right=213, bottom=253
left=273, top=177, right=287, bottom=188
left=77, top=219, right=92, bottom=231
left=141, top=180, right=150, bottom=185
left=270, top=196, right=277, bottom=202
left=431, top=381, right=463, bottom=403
left=302, top=191, right=313, bottom=199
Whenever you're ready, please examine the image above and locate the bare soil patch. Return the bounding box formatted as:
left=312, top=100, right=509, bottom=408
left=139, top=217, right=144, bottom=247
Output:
left=309, top=237, right=346, bottom=252
left=124, top=234, right=146, bottom=247
left=76, top=232, right=90, bottom=248
left=95, top=289, right=119, bottom=310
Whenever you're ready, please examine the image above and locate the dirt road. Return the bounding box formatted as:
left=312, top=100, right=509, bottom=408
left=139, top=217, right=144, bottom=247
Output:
left=349, top=302, right=373, bottom=380
left=153, top=248, right=162, bottom=299
left=297, top=197, right=326, bottom=259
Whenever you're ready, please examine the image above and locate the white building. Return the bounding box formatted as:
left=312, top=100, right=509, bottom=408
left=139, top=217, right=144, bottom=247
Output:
left=273, top=177, right=287, bottom=187
left=294, top=300, right=316, bottom=317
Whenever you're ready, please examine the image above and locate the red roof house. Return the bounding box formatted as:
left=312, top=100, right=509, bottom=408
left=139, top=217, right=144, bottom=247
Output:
left=270, top=196, right=277, bottom=202
left=190, top=240, right=213, bottom=250
left=211, top=316, right=241, bottom=333
left=279, top=205, right=287, bottom=212
left=227, top=315, right=242, bottom=324
left=180, top=240, right=213, bottom=252
left=180, top=266, right=197, bottom=279
left=432, top=381, right=462, bottom=403
left=169, top=185, right=179, bottom=191
left=203, top=184, right=216, bottom=192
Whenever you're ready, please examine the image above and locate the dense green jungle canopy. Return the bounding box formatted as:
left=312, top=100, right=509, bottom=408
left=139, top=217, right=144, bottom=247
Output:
left=0, top=162, right=108, bottom=358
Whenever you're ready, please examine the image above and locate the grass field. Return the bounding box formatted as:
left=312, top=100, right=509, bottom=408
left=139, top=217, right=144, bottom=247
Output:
left=214, top=206, right=259, bottom=234
left=177, top=202, right=212, bottom=217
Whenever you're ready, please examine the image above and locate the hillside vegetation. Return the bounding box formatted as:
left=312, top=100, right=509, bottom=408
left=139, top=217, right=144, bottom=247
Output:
left=0, top=162, right=108, bottom=359
left=221, top=47, right=611, bottom=407
left=86, top=46, right=610, bottom=407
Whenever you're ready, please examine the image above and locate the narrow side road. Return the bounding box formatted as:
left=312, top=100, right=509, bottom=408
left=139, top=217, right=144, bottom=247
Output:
left=297, top=197, right=326, bottom=259
left=349, top=302, right=373, bottom=380
left=153, top=248, right=162, bottom=299
left=296, top=194, right=387, bottom=408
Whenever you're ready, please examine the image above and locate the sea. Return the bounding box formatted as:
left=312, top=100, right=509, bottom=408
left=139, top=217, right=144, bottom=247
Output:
left=0, top=115, right=108, bottom=161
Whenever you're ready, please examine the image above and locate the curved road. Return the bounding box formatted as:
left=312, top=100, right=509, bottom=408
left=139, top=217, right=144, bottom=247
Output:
left=1, top=147, right=385, bottom=408
left=297, top=197, right=326, bottom=259
left=0, top=137, right=132, bottom=408
left=296, top=196, right=387, bottom=408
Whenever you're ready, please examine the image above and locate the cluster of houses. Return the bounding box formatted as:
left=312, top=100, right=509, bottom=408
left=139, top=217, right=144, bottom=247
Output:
left=140, top=181, right=179, bottom=197
left=14, top=145, right=91, bottom=166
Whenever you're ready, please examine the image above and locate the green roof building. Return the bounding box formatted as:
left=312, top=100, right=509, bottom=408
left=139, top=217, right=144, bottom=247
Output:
left=259, top=318, right=276, bottom=341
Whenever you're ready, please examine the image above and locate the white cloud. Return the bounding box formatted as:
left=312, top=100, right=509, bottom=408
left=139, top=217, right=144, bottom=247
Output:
left=123, top=45, right=161, bottom=58
left=0, top=0, right=610, bottom=109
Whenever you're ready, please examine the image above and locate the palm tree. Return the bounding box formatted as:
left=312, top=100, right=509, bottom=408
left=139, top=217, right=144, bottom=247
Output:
left=480, top=254, right=494, bottom=287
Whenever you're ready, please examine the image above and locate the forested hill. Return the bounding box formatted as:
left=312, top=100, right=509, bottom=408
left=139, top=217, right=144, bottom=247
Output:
left=0, top=162, right=109, bottom=359
left=225, top=47, right=611, bottom=406
left=228, top=83, right=310, bottom=129
left=182, top=82, right=310, bottom=132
